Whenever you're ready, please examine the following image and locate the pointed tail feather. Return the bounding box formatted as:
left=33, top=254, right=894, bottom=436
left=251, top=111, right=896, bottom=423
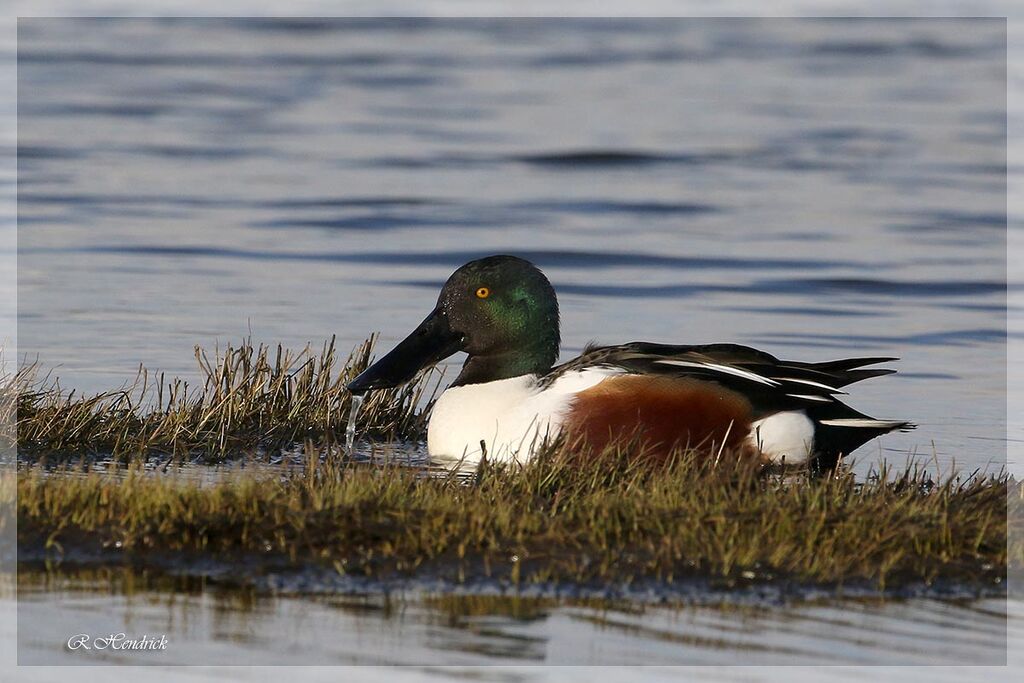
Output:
left=818, top=417, right=915, bottom=431
left=814, top=356, right=898, bottom=371
left=830, top=367, right=897, bottom=387
left=807, top=357, right=900, bottom=388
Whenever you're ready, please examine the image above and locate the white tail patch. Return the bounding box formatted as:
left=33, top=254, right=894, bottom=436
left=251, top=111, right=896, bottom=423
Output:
left=777, top=377, right=846, bottom=394
left=819, top=418, right=908, bottom=429
left=745, top=410, right=815, bottom=464
left=655, top=360, right=780, bottom=387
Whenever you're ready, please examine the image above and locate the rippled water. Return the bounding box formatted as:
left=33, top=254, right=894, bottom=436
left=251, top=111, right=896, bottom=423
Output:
left=14, top=569, right=1012, bottom=666
left=17, top=17, right=1008, bottom=475
left=14, top=17, right=1010, bottom=670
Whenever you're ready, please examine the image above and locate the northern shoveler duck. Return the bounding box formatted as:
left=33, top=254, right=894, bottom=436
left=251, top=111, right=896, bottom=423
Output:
left=347, top=255, right=912, bottom=469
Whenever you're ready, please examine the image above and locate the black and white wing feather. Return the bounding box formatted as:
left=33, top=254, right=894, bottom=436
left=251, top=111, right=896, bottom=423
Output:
left=546, top=341, right=913, bottom=467
left=546, top=341, right=895, bottom=413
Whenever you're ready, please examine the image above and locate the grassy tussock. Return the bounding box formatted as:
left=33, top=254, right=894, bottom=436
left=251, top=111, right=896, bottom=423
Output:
left=17, top=449, right=1015, bottom=589
left=6, top=337, right=1016, bottom=590
left=5, top=337, right=440, bottom=462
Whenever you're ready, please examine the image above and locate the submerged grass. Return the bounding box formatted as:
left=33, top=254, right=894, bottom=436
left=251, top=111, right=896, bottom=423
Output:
left=17, top=448, right=1015, bottom=591
left=5, top=336, right=440, bottom=463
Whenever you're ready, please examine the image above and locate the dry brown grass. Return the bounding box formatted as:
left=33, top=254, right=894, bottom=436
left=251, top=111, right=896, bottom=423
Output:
left=5, top=337, right=1015, bottom=592
left=5, top=336, right=441, bottom=463
left=16, top=446, right=1013, bottom=590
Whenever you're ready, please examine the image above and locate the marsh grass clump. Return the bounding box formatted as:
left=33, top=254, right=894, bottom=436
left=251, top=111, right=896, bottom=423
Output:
left=16, top=446, right=1014, bottom=591
left=5, top=336, right=442, bottom=463
left=5, top=336, right=1016, bottom=593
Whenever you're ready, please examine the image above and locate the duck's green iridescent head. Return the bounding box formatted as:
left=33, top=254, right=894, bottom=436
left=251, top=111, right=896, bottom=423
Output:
left=347, top=255, right=560, bottom=394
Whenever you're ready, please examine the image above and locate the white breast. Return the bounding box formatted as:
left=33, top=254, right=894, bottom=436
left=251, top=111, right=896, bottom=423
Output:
left=426, top=368, right=622, bottom=465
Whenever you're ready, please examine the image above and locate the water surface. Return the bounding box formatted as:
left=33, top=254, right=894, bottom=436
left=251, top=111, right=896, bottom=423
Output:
left=15, top=569, right=1012, bottom=666
left=14, top=17, right=1010, bottom=670
left=17, top=17, right=1008, bottom=476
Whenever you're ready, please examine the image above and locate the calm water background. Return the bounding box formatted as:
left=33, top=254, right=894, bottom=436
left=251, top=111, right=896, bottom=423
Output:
left=14, top=17, right=1012, bottom=670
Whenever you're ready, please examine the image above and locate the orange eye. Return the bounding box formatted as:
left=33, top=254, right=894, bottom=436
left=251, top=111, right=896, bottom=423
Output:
left=475, top=287, right=490, bottom=299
